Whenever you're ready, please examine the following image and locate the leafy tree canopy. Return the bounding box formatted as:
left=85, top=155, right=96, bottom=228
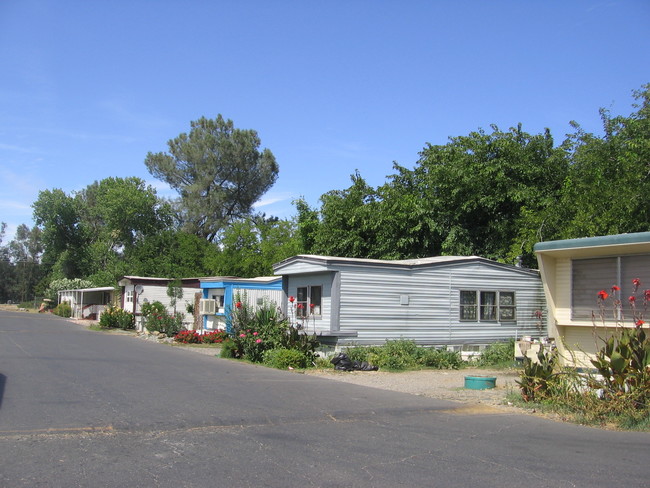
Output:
left=144, top=115, right=279, bottom=242
left=207, top=215, right=302, bottom=277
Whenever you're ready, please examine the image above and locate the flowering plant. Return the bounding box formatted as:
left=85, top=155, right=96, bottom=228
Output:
left=591, top=278, right=649, bottom=409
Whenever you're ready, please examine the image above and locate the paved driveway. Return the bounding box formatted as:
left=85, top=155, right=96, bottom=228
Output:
left=1, top=310, right=649, bottom=487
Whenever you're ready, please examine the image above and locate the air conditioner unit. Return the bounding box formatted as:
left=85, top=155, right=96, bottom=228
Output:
left=199, top=299, right=216, bottom=315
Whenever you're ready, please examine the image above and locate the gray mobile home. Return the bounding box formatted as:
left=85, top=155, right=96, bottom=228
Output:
left=273, top=255, right=547, bottom=349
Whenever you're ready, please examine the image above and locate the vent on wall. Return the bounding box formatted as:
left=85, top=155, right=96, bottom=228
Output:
left=199, top=299, right=216, bottom=315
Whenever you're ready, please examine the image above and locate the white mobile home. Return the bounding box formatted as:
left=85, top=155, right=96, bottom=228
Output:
left=273, top=255, right=547, bottom=349
left=57, top=287, right=115, bottom=320
left=118, top=276, right=201, bottom=330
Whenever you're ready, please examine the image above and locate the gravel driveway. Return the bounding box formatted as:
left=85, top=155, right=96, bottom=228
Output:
left=303, top=367, right=522, bottom=412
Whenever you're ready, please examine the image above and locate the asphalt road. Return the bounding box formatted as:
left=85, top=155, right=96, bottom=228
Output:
left=1, top=311, right=649, bottom=487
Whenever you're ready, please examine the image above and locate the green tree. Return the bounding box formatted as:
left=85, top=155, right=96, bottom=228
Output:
left=32, top=188, right=87, bottom=278
left=144, top=115, right=279, bottom=242
left=0, top=222, right=18, bottom=302
left=311, top=172, right=380, bottom=258
left=209, top=215, right=302, bottom=277
left=124, top=230, right=216, bottom=278
left=33, top=177, right=173, bottom=285
left=559, top=84, right=650, bottom=238
left=382, top=124, right=568, bottom=264
left=8, top=224, right=44, bottom=302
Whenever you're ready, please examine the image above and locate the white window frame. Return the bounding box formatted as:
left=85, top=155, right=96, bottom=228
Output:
left=125, top=290, right=134, bottom=304
left=296, top=285, right=322, bottom=318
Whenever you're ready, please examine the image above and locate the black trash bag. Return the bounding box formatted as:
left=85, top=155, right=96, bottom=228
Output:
left=330, top=352, right=378, bottom=371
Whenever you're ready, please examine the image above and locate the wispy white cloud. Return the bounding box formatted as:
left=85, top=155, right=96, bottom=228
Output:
left=0, top=142, right=41, bottom=153
left=255, top=192, right=294, bottom=208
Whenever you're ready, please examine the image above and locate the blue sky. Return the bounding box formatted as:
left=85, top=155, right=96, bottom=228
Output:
left=1, top=1, right=649, bottom=241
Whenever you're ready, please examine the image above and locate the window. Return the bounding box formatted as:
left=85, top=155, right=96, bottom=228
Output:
left=296, top=285, right=322, bottom=318
left=125, top=290, right=133, bottom=304
left=572, top=255, right=650, bottom=319
left=460, top=290, right=516, bottom=322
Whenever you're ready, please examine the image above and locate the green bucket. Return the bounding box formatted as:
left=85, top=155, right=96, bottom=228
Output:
left=464, top=376, right=497, bottom=390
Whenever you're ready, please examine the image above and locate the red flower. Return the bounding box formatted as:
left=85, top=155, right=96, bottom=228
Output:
left=236, top=302, right=242, bottom=308
left=310, top=303, right=315, bottom=308
left=635, top=319, right=645, bottom=327
left=611, top=285, right=620, bottom=292
left=597, top=290, right=609, bottom=300
left=645, top=289, right=650, bottom=300
left=297, top=303, right=304, bottom=309
left=633, top=278, right=641, bottom=288
left=289, top=296, right=295, bottom=303
left=629, top=295, right=636, bottom=302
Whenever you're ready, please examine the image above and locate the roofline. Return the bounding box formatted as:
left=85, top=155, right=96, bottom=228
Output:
left=534, top=232, right=650, bottom=253
left=273, top=254, right=539, bottom=275
left=58, top=287, right=115, bottom=293
left=199, top=276, right=281, bottom=284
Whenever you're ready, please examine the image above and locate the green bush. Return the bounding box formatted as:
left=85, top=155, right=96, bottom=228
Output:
left=53, top=302, right=72, bottom=318
left=367, top=339, right=420, bottom=370
left=476, top=339, right=515, bottom=367
left=143, top=301, right=184, bottom=337
left=418, top=347, right=462, bottom=369
left=174, top=330, right=202, bottom=344
left=226, top=298, right=320, bottom=365
left=99, top=306, right=135, bottom=329
left=263, top=348, right=309, bottom=369
left=220, top=340, right=237, bottom=358
left=201, top=330, right=228, bottom=344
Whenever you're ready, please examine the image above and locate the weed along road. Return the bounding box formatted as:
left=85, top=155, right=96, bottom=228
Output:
left=1, top=311, right=649, bottom=487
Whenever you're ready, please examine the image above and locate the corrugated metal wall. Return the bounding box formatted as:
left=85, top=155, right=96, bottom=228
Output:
left=335, top=262, right=546, bottom=346
left=233, top=288, right=284, bottom=311
left=284, top=273, right=333, bottom=332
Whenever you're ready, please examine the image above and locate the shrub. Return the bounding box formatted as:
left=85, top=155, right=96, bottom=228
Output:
left=418, top=347, right=462, bottom=369
left=99, top=306, right=135, bottom=329
left=476, top=339, right=515, bottom=367
left=516, top=344, right=558, bottom=402
left=143, top=302, right=184, bottom=337
left=201, top=330, right=228, bottom=344
left=367, top=339, right=420, bottom=370
left=141, top=301, right=166, bottom=318
left=220, top=340, right=238, bottom=359
left=226, top=298, right=320, bottom=365
left=174, top=330, right=202, bottom=344
left=53, top=302, right=72, bottom=318
left=263, top=348, right=309, bottom=369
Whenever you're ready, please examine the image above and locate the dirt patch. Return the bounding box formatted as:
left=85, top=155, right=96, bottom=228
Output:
left=303, top=367, right=523, bottom=412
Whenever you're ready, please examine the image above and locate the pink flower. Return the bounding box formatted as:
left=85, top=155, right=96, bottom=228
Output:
left=255, top=339, right=262, bottom=344
left=253, top=331, right=258, bottom=336
left=239, top=333, right=246, bottom=337
left=597, top=290, right=609, bottom=300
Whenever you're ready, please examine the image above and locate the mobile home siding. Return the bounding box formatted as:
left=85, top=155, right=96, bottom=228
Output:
left=285, top=272, right=333, bottom=333
left=334, top=261, right=545, bottom=345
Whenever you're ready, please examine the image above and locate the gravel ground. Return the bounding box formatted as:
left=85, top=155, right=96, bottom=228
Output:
left=303, top=367, right=522, bottom=412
